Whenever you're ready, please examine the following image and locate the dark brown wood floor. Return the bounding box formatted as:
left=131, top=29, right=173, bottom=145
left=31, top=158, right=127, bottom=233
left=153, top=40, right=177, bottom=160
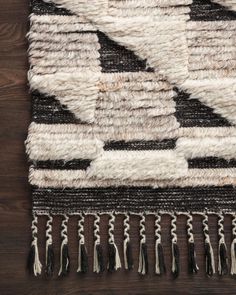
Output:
left=0, top=1, right=236, bottom=294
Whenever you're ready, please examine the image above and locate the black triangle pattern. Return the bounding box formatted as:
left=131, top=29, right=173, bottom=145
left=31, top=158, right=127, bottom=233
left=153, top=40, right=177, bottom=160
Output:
left=32, top=91, right=80, bottom=124
left=174, top=89, right=231, bottom=127
left=98, top=32, right=154, bottom=73
left=190, top=0, right=236, bottom=20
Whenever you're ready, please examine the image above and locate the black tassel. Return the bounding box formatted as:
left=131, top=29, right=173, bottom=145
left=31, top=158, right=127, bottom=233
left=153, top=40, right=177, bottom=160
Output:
left=219, top=243, right=228, bottom=275
left=156, top=243, right=166, bottom=275
left=95, top=243, right=105, bottom=273
left=59, top=244, right=70, bottom=277
left=188, top=242, right=198, bottom=274
left=27, top=245, right=35, bottom=274
left=125, top=241, right=134, bottom=270
left=45, top=244, right=54, bottom=276
left=205, top=242, right=215, bottom=277
left=80, top=244, right=89, bottom=273
left=172, top=243, right=180, bottom=278
left=108, top=243, right=116, bottom=272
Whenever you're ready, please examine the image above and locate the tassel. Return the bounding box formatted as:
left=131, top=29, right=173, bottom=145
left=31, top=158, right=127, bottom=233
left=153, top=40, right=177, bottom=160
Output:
left=107, top=212, right=121, bottom=272
left=186, top=213, right=198, bottom=274
left=202, top=213, right=215, bottom=276
left=155, top=242, right=166, bottom=275
left=77, top=213, right=88, bottom=273
left=45, top=245, right=54, bottom=276
left=172, top=243, right=180, bottom=278
left=94, top=242, right=105, bottom=273
left=28, top=215, right=42, bottom=276
left=123, top=213, right=133, bottom=270
left=231, top=213, right=236, bottom=275
left=45, top=215, right=54, bottom=276
left=78, top=244, right=89, bottom=274
left=58, top=215, right=70, bottom=276
left=171, top=213, right=179, bottom=278
left=155, top=213, right=166, bottom=275
left=138, top=214, right=148, bottom=275
left=205, top=242, right=215, bottom=276
left=93, top=214, right=105, bottom=273
left=188, top=242, right=198, bottom=274
left=219, top=243, right=228, bottom=275
left=218, top=213, right=228, bottom=275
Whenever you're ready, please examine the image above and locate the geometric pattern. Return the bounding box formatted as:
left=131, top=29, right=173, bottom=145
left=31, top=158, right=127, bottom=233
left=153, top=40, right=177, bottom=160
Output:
left=26, top=0, right=236, bottom=279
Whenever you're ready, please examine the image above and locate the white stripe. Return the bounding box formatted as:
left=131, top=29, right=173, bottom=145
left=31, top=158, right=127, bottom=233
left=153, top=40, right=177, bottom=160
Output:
left=176, top=137, right=236, bottom=159
left=29, top=168, right=236, bottom=188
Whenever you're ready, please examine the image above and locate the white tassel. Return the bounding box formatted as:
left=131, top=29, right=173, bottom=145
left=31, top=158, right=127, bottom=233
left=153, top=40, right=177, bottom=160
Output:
left=107, top=212, right=121, bottom=271
left=218, top=213, right=228, bottom=276
left=58, top=215, right=70, bottom=276
left=32, top=238, right=42, bottom=276
left=28, top=215, right=42, bottom=276
left=93, top=214, right=104, bottom=273
left=77, top=213, right=88, bottom=273
left=138, top=214, right=148, bottom=275
left=231, top=213, right=236, bottom=275
left=155, top=213, right=165, bottom=275
left=123, top=213, right=133, bottom=270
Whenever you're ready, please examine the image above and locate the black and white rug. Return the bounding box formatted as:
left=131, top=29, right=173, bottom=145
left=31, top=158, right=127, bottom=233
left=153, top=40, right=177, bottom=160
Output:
left=26, top=0, right=236, bottom=278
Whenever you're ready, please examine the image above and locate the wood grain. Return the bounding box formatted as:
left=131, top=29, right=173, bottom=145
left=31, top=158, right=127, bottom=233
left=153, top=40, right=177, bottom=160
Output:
left=0, top=1, right=235, bottom=294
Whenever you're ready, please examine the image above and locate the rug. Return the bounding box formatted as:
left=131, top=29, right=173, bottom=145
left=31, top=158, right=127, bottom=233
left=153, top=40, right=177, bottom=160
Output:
left=26, top=0, right=236, bottom=278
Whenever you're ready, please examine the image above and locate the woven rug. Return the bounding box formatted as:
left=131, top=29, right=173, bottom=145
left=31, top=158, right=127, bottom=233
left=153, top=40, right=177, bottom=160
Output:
left=26, top=0, right=236, bottom=278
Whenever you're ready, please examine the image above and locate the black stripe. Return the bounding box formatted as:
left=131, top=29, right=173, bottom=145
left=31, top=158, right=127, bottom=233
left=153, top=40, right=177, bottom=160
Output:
left=32, top=159, right=91, bottom=170
left=104, top=139, right=176, bottom=150
left=190, top=0, right=236, bottom=21
left=31, top=0, right=72, bottom=15
left=174, top=89, right=231, bottom=127
left=32, top=186, right=236, bottom=214
left=188, top=157, right=236, bottom=169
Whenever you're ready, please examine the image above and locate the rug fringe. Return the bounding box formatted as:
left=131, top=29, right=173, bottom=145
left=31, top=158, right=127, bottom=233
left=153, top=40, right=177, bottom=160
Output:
left=138, top=214, right=148, bottom=275
left=58, top=215, right=70, bottom=277
left=45, top=215, right=54, bottom=276
left=28, top=211, right=236, bottom=278
left=123, top=213, right=133, bottom=270
left=77, top=213, right=88, bottom=274
left=28, top=215, right=42, bottom=276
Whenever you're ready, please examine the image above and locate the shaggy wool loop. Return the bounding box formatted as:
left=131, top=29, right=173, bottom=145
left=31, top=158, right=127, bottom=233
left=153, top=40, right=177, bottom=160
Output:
left=26, top=0, right=236, bottom=278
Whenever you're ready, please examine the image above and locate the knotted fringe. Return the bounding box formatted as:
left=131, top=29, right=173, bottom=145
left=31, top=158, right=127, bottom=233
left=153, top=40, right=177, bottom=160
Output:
left=218, top=213, right=228, bottom=276
left=28, top=215, right=42, bottom=276
left=231, top=214, right=236, bottom=275
left=155, top=213, right=166, bottom=275
left=107, top=212, right=121, bottom=272
left=58, top=215, right=70, bottom=277
left=77, top=213, right=88, bottom=274
left=93, top=214, right=105, bottom=273
left=171, top=213, right=179, bottom=278
left=123, top=213, right=133, bottom=270
left=201, top=213, right=215, bottom=277
left=138, top=214, right=148, bottom=275
left=184, top=213, right=199, bottom=274
left=28, top=211, right=236, bottom=278
left=45, top=215, right=54, bottom=276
